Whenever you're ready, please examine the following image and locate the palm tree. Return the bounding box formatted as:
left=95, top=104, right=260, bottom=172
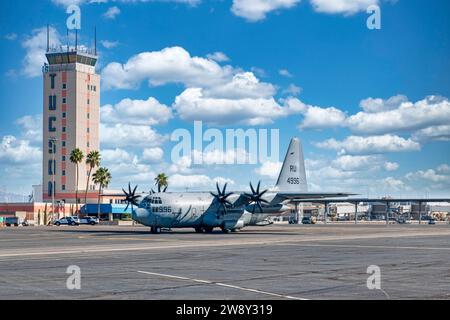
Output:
left=70, top=148, right=84, bottom=213
left=84, top=150, right=101, bottom=205
left=92, top=167, right=112, bottom=221
left=154, top=173, right=168, bottom=192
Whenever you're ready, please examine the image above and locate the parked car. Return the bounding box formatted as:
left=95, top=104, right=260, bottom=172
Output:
left=302, top=217, right=312, bottom=224
left=79, top=217, right=99, bottom=225
left=5, top=217, right=19, bottom=227
left=68, top=216, right=80, bottom=224
left=54, top=217, right=79, bottom=226
left=428, top=218, right=436, bottom=225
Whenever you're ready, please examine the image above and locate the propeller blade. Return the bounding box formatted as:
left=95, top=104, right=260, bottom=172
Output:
left=216, top=182, right=221, bottom=195
left=133, top=185, right=138, bottom=195
left=224, top=192, right=233, bottom=198
left=125, top=203, right=129, bottom=211
left=257, top=202, right=263, bottom=213
left=222, top=183, right=227, bottom=195
left=250, top=182, right=255, bottom=194
left=256, top=181, right=261, bottom=194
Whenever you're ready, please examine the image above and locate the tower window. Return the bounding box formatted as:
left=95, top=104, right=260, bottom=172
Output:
left=62, top=83, right=66, bottom=89
left=62, top=170, right=66, bottom=176
left=62, top=98, right=66, bottom=104
left=48, top=160, right=55, bottom=175
left=62, top=112, right=66, bottom=118
left=62, top=127, right=66, bottom=132
left=87, top=113, right=90, bottom=119
left=62, top=156, right=66, bottom=161
left=87, top=127, right=90, bottom=133
left=62, top=141, right=66, bottom=147
left=49, top=95, right=57, bottom=110
left=48, top=116, right=56, bottom=132
left=48, top=141, right=56, bottom=154
left=48, top=181, right=53, bottom=197
left=62, top=185, right=66, bottom=191
left=87, top=99, right=90, bottom=105
left=50, top=74, right=56, bottom=89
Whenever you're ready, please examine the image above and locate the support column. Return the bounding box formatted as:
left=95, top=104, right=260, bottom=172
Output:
left=386, top=202, right=390, bottom=225
left=354, top=202, right=358, bottom=225
left=418, top=201, right=422, bottom=225
left=324, top=202, right=328, bottom=224
left=298, top=202, right=304, bottom=224
left=294, top=202, right=299, bottom=224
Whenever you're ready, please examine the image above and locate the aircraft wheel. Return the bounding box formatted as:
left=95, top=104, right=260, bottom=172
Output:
left=151, top=226, right=161, bottom=234
left=194, top=227, right=203, bottom=233
left=203, top=227, right=214, bottom=233
left=221, top=227, right=230, bottom=234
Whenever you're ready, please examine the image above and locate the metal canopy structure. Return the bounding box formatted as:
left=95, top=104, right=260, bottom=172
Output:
left=289, top=198, right=450, bottom=225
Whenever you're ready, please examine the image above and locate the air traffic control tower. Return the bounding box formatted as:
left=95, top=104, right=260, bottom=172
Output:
left=42, top=28, right=100, bottom=204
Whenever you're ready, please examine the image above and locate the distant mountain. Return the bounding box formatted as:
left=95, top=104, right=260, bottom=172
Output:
left=0, top=191, right=28, bottom=203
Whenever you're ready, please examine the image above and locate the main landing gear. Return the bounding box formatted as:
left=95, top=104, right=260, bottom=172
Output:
left=150, top=226, right=161, bottom=234
left=194, top=226, right=214, bottom=233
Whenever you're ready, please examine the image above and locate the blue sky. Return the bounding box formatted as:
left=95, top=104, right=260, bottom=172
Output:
left=0, top=0, right=449, bottom=198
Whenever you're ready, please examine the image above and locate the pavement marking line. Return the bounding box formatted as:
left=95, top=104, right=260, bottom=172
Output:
left=277, top=243, right=450, bottom=251
left=137, top=270, right=308, bottom=300
left=1, top=230, right=450, bottom=259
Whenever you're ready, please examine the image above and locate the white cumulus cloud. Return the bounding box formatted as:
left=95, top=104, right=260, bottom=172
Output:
left=101, top=97, right=172, bottom=126
left=315, top=134, right=421, bottom=155
left=231, top=0, right=301, bottom=22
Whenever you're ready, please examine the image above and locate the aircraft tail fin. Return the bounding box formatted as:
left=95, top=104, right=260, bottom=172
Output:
left=274, top=137, right=308, bottom=192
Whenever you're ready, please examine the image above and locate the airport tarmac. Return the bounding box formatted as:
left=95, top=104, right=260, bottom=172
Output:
left=0, top=224, right=449, bottom=300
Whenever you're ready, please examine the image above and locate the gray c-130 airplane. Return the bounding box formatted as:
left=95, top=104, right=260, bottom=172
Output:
left=122, top=137, right=354, bottom=233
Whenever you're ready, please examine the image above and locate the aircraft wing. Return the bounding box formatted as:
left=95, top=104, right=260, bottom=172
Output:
left=270, top=192, right=357, bottom=204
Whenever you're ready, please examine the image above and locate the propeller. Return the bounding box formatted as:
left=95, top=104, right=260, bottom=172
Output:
left=210, top=182, right=234, bottom=218
left=122, top=182, right=140, bottom=211
left=244, top=181, right=269, bottom=214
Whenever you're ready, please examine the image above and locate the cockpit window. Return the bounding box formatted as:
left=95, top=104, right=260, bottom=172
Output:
left=140, top=197, right=151, bottom=209
left=151, top=197, right=162, bottom=204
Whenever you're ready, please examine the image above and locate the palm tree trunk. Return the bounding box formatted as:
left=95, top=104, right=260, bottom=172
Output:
left=97, top=185, right=102, bottom=221
left=75, top=164, right=79, bottom=214
left=84, top=167, right=92, bottom=207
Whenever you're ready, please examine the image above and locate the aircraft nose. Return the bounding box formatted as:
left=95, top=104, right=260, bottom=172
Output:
left=132, top=208, right=147, bottom=222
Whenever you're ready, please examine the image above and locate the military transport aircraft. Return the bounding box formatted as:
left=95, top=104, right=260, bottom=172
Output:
left=122, top=137, right=354, bottom=233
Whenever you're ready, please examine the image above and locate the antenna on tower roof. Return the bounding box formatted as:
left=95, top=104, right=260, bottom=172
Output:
left=66, top=29, right=69, bottom=52
left=94, top=26, right=97, bottom=56
left=75, top=29, right=78, bottom=51
left=46, top=24, right=49, bottom=52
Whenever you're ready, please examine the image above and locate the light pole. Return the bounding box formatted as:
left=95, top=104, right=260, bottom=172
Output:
left=49, top=137, right=58, bottom=223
